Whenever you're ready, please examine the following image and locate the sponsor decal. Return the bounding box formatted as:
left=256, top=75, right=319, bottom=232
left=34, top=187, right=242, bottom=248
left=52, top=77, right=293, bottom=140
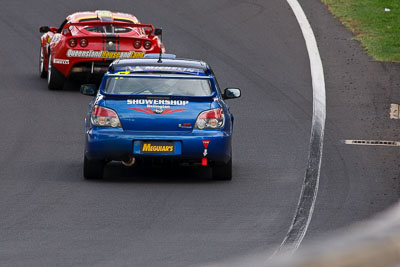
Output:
left=53, top=58, right=70, bottom=65
left=127, top=99, right=189, bottom=111
left=178, top=123, right=192, bottom=128
left=66, top=49, right=145, bottom=59
left=142, top=144, right=174, bottom=152
left=140, top=141, right=175, bottom=154
left=127, top=99, right=189, bottom=107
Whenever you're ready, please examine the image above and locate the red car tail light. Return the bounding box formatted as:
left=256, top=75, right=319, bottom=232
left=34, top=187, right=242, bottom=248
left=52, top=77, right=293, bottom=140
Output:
left=79, top=38, right=88, bottom=47
left=133, top=40, right=142, bottom=49
left=91, top=106, right=121, bottom=128
left=68, top=38, right=77, bottom=47
left=143, top=40, right=152, bottom=50
left=195, top=108, right=225, bottom=129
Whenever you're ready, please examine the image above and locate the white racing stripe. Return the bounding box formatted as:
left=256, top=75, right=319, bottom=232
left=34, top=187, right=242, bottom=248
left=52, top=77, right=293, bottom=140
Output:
left=275, top=0, right=326, bottom=255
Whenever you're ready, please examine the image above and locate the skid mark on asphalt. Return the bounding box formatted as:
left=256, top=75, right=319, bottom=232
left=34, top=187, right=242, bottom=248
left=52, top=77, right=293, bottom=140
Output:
left=274, top=0, right=326, bottom=255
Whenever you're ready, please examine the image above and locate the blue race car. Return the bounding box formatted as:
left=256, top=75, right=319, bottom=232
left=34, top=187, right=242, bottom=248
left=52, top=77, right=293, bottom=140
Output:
left=81, top=55, right=241, bottom=180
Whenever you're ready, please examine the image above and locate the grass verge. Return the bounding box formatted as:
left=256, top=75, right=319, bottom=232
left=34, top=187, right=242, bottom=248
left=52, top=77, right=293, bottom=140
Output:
left=321, top=0, right=400, bottom=62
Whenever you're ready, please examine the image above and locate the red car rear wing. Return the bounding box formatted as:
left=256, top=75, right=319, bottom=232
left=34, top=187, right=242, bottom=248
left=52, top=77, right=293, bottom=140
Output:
left=69, top=22, right=155, bottom=32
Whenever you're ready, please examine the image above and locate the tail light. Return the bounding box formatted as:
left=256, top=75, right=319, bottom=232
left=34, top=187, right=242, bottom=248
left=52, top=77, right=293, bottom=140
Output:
left=68, top=38, right=77, bottom=47
left=143, top=40, right=152, bottom=50
left=79, top=38, right=88, bottom=47
left=195, top=108, right=225, bottom=130
left=133, top=40, right=142, bottom=49
left=91, top=106, right=121, bottom=128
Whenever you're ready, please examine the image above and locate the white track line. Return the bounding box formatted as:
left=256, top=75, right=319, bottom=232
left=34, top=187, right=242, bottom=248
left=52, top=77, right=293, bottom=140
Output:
left=275, top=0, right=326, bottom=254
left=344, top=140, right=400, bottom=146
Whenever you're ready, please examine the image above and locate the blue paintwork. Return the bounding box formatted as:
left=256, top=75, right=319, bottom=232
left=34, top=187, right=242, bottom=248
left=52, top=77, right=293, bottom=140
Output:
left=84, top=58, right=236, bottom=165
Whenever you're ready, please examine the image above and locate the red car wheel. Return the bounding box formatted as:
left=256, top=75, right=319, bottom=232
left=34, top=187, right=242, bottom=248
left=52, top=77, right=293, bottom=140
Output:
left=47, top=55, right=65, bottom=90
left=39, top=46, right=47, bottom=78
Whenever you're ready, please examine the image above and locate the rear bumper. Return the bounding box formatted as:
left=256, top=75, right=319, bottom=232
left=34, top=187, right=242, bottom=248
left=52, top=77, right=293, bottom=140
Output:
left=85, top=128, right=232, bottom=164
left=52, top=58, right=113, bottom=78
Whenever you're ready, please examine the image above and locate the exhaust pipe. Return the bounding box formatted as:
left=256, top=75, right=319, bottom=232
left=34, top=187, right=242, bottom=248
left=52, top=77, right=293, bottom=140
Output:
left=122, top=155, right=136, bottom=167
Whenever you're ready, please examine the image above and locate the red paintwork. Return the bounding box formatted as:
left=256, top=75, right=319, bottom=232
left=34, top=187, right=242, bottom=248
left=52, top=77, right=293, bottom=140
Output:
left=129, top=108, right=155, bottom=114
left=161, top=109, right=187, bottom=115
left=40, top=10, right=165, bottom=78
left=202, top=140, right=210, bottom=149
left=128, top=108, right=187, bottom=115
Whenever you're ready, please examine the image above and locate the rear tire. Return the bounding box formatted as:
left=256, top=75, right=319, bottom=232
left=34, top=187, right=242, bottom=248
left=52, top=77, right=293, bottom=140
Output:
left=47, top=55, right=65, bottom=90
left=84, top=156, right=105, bottom=180
left=39, top=47, right=47, bottom=78
left=212, top=157, right=232, bottom=181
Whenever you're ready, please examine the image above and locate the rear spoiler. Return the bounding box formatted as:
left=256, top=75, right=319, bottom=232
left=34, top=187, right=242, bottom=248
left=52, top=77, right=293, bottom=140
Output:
left=69, top=22, right=156, bottom=33
left=100, top=93, right=217, bottom=102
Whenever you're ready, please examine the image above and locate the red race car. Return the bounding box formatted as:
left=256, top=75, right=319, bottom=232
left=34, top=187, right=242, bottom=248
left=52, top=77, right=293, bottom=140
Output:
left=39, top=10, right=164, bottom=90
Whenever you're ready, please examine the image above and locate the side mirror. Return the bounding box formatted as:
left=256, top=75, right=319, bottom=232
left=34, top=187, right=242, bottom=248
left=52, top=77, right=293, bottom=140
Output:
left=154, top=28, right=162, bottom=36
left=224, top=88, right=241, bottom=99
left=80, top=84, right=97, bottom=96
left=39, top=26, right=50, bottom=33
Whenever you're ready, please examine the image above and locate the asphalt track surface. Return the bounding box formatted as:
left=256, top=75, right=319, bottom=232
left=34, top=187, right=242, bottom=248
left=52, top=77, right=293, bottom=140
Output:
left=0, top=0, right=399, bottom=266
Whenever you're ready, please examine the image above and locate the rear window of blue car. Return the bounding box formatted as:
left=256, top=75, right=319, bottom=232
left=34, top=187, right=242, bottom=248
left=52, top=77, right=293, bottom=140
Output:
left=103, top=76, right=212, bottom=96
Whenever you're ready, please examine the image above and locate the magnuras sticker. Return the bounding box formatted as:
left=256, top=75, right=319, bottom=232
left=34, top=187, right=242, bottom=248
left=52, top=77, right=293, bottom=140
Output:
left=66, top=49, right=145, bottom=59
left=127, top=99, right=189, bottom=115
left=53, top=58, right=70, bottom=64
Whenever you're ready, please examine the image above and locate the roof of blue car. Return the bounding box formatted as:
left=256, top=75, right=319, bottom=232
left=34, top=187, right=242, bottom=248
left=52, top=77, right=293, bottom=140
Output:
left=109, top=58, right=210, bottom=76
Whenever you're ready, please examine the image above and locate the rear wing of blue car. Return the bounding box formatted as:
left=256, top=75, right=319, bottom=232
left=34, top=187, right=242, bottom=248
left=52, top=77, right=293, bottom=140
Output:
left=145, top=54, right=176, bottom=59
